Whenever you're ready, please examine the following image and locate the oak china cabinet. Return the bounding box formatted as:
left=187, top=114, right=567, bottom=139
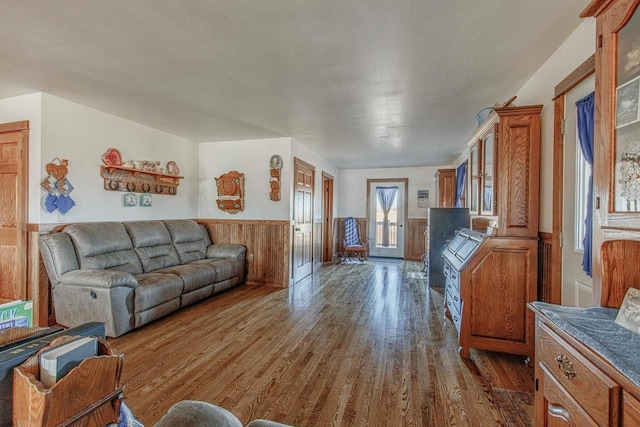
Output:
left=582, top=0, right=640, bottom=306
left=443, top=105, right=542, bottom=359
left=525, top=1, right=640, bottom=426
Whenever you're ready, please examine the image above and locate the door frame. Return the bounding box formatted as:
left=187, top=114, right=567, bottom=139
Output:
left=292, top=157, right=315, bottom=282
left=0, top=121, right=29, bottom=301
left=549, top=55, right=595, bottom=304
left=322, top=172, right=334, bottom=263
left=366, top=178, right=409, bottom=258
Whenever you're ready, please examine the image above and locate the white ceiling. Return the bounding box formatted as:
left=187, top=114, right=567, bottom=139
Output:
left=0, top=1, right=587, bottom=169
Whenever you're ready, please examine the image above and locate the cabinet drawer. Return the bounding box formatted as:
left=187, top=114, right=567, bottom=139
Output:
left=443, top=262, right=460, bottom=291
left=541, top=364, right=598, bottom=426
left=537, top=322, right=619, bottom=426
left=445, top=281, right=461, bottom=315
left=623, top=392, right=640, bottom=427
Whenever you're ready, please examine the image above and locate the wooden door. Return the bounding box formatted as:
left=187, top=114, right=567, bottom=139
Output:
left=322, top=172, right=334, bottom=263
left=293, top=158, right=314, bottom=282
left=0, top=121, right=29, bottom=302
left=562, top=74, right=595, bottom=306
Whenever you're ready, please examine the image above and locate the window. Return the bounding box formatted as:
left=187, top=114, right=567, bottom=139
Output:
left=574, top=136, right=590, bottom=253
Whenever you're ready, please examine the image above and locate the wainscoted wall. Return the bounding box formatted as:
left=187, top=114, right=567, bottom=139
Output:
left=314, top=220, right=322, bottom=268
left=538, top=232, right=553, bottom=303
left=27, top=224, right=51, bottom=326
left=199, top=219, right=292, bottom=288
left=406, top=218, right=427, bottom=261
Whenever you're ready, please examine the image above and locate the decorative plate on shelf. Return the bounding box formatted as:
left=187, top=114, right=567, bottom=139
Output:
left=102, top=148, right=122, bottom=167
left=166, top=161, right=180, bottom=176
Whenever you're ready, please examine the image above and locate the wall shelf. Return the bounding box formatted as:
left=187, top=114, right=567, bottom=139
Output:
left=100, top=165, right=183, bottom=195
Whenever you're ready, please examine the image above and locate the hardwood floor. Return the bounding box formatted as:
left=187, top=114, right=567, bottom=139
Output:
left=109, top=260, right=534, bottom=426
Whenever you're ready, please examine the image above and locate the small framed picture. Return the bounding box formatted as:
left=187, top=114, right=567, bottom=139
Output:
left=140, top=193, right=153, bottom=207
left=615, top=287, right=640, bottom=334
left=123, top=193, right=137, bottom=207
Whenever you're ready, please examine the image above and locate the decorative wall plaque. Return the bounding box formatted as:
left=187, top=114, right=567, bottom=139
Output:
left=269, top=154, right=283, bottom=202
left=215, top=170, right=244, bottom=214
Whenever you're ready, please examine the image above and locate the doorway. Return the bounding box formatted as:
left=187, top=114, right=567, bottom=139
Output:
left=0, top=121, right=29, bottom=302
left=562, top=74, right=595, bottom=306
left=322, top=172, right=334, bottom=263
left=293, top=158, right=315, bottom=282
left=367, top=179, right=407, bottom=258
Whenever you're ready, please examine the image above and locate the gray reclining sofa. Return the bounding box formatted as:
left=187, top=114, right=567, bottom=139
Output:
left=39, top=219, right=246, bottom=337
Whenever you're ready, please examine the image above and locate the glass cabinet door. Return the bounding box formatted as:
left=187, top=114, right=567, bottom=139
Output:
left=614, top=5, right=640, bottom=213
left=481, top=133, right=495, bottom=215
left=470, top=141, right=480, bottom=214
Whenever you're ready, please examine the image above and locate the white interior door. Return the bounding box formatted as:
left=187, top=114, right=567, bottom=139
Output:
left=562, top=74, right=594, bottom=307
left=368, top=181, right=405, bottom=258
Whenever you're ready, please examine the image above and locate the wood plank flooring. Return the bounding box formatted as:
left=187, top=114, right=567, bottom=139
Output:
left=109, top=260, right=534, bottom=426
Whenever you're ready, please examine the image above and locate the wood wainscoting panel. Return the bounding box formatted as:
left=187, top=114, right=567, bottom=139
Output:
left=538, top=232, right=554, bottom=303
left=406, top=218, right=427, bottom=261
left=27, top=224, right=52, bottom=326
left=313, top=220, right=322, bottom=269
left=199, top=219, right=291, bottom=288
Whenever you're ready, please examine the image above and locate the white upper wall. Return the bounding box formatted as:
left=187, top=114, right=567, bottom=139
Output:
left=339, top=166, right=446, bottom=219
left=516, top=18, right=596, bottom=232
left=199, top=137, right=293, bottom=220
left=198, top=137, right=339, bottom=221
left=38, top=94, right=199, bottom=223
left=292, top=139, right=340, bottom=221
left=0, top=93, right=43, bottom=223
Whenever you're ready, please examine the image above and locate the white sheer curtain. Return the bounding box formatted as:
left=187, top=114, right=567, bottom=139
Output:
left=377, top=186, right=398, bottom=247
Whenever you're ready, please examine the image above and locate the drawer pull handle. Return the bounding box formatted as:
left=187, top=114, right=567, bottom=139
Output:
left=555, top=354, right=576, bottom=380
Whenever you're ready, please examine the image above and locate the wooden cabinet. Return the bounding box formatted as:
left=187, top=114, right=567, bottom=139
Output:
left=466, top=105, right=542, bottom=237
left=442, top=104, right=542, bottom=359
left=434, top=168, right=456, bottom=207
left=582, top=0, right=640, bottom=304
left=444, top=229, right=538, bottom=359
left=469, top=128, right=497, bottom=216
left=530, top=304, right=640, bottom=427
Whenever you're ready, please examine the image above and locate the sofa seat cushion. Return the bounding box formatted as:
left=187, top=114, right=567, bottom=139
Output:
left=124, top=221, right=180, bottom=273
left=134, top=273, right=183, bottom=312
left=157, top=263, right=217, bottom=293
left=193, top=258, right=240, bottom=282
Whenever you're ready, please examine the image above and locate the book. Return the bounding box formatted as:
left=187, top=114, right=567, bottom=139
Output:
left=615, top=287, right=640, bottom=334
left=0, top=300, right=33, bottom=331
left=0, top=322, right=104, bottom=427
left=39, top=336, right=98, bottom=388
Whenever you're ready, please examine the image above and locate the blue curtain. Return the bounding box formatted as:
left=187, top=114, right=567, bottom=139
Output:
left=576, top=92, right=594, bottom=277
left=377, top=186, right=398, bottom=247
left=455, top=161, right=467, bottom=208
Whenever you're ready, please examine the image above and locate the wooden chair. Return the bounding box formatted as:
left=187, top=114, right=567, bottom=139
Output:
left=600, top=239, right=640, bottom=308
left=342, top=217, right=368, bottom=261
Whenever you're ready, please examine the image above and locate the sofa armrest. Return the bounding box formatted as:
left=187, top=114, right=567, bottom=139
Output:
left=206, top=244, right=246, bottom=260
left=59, top=269, right=139, bottom=289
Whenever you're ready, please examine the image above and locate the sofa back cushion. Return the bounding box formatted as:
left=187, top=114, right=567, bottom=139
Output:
left=163, top=220, right=208, bottom=263
left=39, top=232, right=80, bottom=287
left=124, top=221, right=180, bottom=272
left=65, top=222, right=143, bottom=275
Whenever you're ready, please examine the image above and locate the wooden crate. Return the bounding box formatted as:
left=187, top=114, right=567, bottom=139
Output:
left=13, top=335, right=124, bottom=427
